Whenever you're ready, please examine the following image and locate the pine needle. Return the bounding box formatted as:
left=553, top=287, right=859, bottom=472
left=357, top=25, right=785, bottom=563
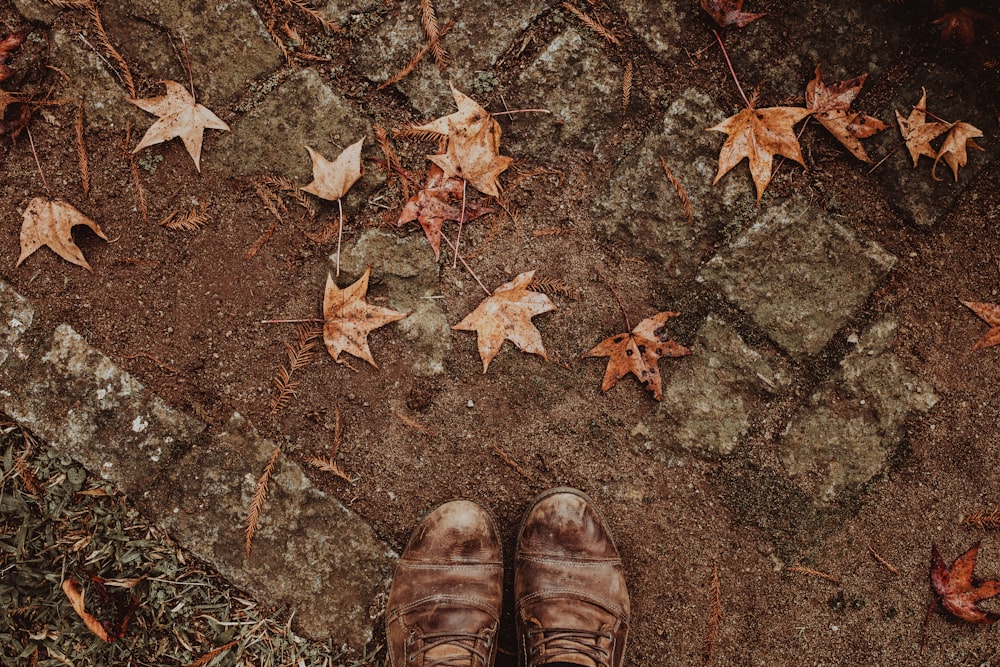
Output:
left=867, top=545, right=900, bottom=574
left=122, top=121, right=147, bottom=223
left=659, top=156, right=694, bottom=224
left=703, top=562, right=721, bottom=663
left=785, top=564, right=841, bottom=585
left=244, top=445, right=281, bottom=558
left=420, top=0, right=450, bottom=70
left=963, top=508, right=1000, bottom=529
left=245, top=224, right=277, bottom=259
left=622, top=60, right=633, bottom=115
left=282, top=0, right=344, bottom=34
left=561, top=2, right=620, bottom=45
left=489, top=445, right=533, bottom=480
left=374, top=123, right=401, bottom=188
left=269, top=325, right=321, bottom=414
left=394, top=409, right=436, bottom=436
left=75, top=104, right=89, bottom=197
left=379, top=19, right=455, bottom=90
left=528, top=276, right=580, bottom=300
left=531, top=227, right=574, bottom=237
left=159, top=204, right=211, bottom=231
left=85, top=0, right=135, bottom=97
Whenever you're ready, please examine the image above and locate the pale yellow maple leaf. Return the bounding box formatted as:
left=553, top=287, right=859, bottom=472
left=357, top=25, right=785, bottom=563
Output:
left=130, top=80, right=230, bottom=172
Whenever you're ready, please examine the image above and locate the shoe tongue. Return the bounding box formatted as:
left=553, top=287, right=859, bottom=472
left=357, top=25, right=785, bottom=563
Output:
left=528, top=602, right=608, bottom=667
left=406, top=604, right=491, bottom=665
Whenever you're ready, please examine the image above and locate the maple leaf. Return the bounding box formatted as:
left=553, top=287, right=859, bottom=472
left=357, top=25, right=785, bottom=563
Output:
left=396, top=164, right=491, bottom=259
left=300, top=138, right=365, bottom=201
left=0, top=32, right=25, bottom=84
left=805, top=65, right=888, bottom=162
left=130, top=80, right=231, bottom=172
left=453, top=270, right=556, bottom=372
left=584, top=311, right=690, bottom=400
left=934, top=8, right=989, bottom=47
left=932, top=121, right=984, bottom=182
left=895, top=88, right=948, bottom=167
left=961, top=300, right=1000, bottom=350
left=323, top=266, right=407, bottom=368
left=16, top=197, right=108, bottom=271
left=700, top=0, right=766, bottom=28
left=931, top=543, right=1000, bottom=624
left=709, top=105, right=812, bottom=202
left=414, top=85, right=512, bottom=197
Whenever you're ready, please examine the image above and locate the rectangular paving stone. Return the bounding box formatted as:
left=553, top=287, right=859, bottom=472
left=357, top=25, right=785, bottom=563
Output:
left=633, top=314, right=790, bottom=459
left=2, top=324, right=205, bottom=498
left=147, top=412, right=396, bottom=646
left=778, top=318, right=939, bottom=504
left=698, top=198, right=896, bottom=360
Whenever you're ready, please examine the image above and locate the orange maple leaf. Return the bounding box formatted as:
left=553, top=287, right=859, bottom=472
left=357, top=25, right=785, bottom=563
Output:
left=584, top=311, right=690, bottom=400
left=895, top=88, right=948, bottom=167
left=709, top=104, right=812, bottom=202
left=961, top=299, right=1000, bottom=350
left=414, top=85, right=512, bottom=197
left=932, top=121, right=984, bottom=182
left=322, top=267, right=408, bottom=368
left=453, top=270, right=556, bottom=372
left=130, top=80, right=230, bottom=172
left=16, top=197, right=108, bottom=271
left=805, top=65, right=887, bottom=162
left=931, top=543, right=1000, bottom=624
left=396, top=164, right=492, bottom=259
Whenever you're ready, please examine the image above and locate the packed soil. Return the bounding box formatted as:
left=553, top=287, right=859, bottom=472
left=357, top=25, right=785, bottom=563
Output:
left=2, top=0, right=1000, bottom=664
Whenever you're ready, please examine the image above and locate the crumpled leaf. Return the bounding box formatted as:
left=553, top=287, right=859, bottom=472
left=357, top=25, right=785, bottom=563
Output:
left=960, top=299, right=1000, bottom=350
left=0, top=32, right=25, bottom=84
left=933, top=121, right=984, bottom=182
left=934, top=7, right=989, bottom=47
left=931, top=543, right=1000, bottom=624
left=62, top=579, right=114, bottom=643
left=453, top=270, right=556, bottom=372
left=396, top=164, right=491, bottom=259
left=323, top=266, right=408, bottom=368
left=130, top=80, right=230, bottom=172
left=584, top=311, right=690, bottom=400
left=805, top=65, right=887, bottom=162
left=895, top=88, right=948, bottom=167
left=16, top=197, right=108, bottom=271
left=700, top=0, right=765, bottom=28
left=708, top=105, right=812, bottom=201
left=414, top=85, right=512, bottom=197
left=301, top=138, right=365, bottom=201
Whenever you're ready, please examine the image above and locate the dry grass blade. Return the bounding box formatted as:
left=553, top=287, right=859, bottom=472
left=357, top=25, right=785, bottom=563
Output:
left=394, top=409, right=437, bottom=436
left=963, top=508, right=1000, bottom=529
left=186, top=639, right=238, bottom=667
left=379, top=19, right=455, bottom=90
left=420, top=0, right=450, bottom=70
left=75, top=104, right=89, bottom=197
left=85, top=1, right=135, bottom=97
left=703, top=562, right=721, bottom=663
left=489, top=445, right=533, bottom=480
left=622, top=60, right=633, bottom=115
left=123, top=121, right=147, bottom=222
left=659, top=156, right=694, bottom=224
left=159, top=204, right=211, bottom=231
left=528, top=276, right=580, bottom=300
left=269, top=325, right=320, bottom=414
left=867, top=545, right=900, bottom=574
left=246, top=223, right=277, bottom=260
left=245, top=445, right=281, bottom=558
left=561, top=2, right=620, bottom=44
left=283, top=0, right=344, bottom=34
left=786, top=564, right=841, bottom=585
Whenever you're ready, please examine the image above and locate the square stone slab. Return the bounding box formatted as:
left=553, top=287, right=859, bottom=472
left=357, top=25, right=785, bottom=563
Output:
left=699, top=198, right=896, bottom=359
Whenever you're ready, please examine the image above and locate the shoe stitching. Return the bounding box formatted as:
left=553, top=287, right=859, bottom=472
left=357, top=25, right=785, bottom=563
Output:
left=514, top=589, right=629, bottom=621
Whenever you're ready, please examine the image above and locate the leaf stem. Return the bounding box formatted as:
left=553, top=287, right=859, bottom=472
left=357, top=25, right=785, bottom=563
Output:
left=490, top=108, right=552, bottom=116
left=260, top=318, right=325, bottom=324
left=713, top=30, right=750, bottom=109
left=181, top=36, right=195, bottom=99
left=866, top=138, right=905, bottom=175
left=913, top=106, right=951, bottom=125
left=26, top=126, right=50, bottom=197
left=596, top=269, right=630, bottom=331
left=335, top=198, right=344, bottom=277
left=441, top=232, right=491, bottom=296
left=452, top=179, right=467, bottom=269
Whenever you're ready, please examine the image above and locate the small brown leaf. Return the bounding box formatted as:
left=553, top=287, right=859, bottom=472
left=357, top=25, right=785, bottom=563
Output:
left=932, top=121, right=984, bottom=181
left=323, top=267, right=408, bottom=367
left=17, top=197, right=108, bottom=271
left=700, top=0, right=766, bottom=28
left=805, top=65, right=888, bottom=162
left=130, top=80, right=230, bottom=172
left=300, top=138, right=365, bottom=201
left=895, top=88, right=948, bottom=167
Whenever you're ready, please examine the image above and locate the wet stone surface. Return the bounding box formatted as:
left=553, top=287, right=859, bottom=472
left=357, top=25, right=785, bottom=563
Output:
left=699, top=198, right=897, bottom=360
left=633, top=315, right=791, bottom=459
left=615, top=0, right=685, bottom=63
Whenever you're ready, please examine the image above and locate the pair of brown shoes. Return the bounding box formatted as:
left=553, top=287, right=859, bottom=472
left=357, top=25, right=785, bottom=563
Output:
left=385, top=488, right=630, bottom=667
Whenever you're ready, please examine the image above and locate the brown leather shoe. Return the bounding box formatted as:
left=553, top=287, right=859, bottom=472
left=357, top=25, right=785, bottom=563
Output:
left=386, top=499, right=503, bottom=667
left=515, top=488, right=630, bottom=667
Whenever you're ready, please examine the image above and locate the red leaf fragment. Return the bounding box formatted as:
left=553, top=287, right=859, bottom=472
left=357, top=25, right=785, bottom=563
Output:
left=931, top=543, right=1000, bottom=625
left=700, top=0, right=766, bottom=28
left=0, top=32, right=25, bottom=84
left=397, top=164, right=491, bottom=260
left=961, top=300, right=1000, bottom=350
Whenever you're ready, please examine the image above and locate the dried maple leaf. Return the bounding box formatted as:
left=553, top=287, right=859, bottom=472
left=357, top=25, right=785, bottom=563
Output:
left=805, top=65, right=888, bottom=162
left=931, top=543, right=1000, bottom=624
left=0, top=32, right=25, bottom=84
left=16, top=197, right=108, bottom=271
left=396, top=164, right=491, bottom=259
left=709, top=105, right=812, bottom=202
left=62, top=578, right=113, bottom=643
left=895, top=88, right=948, bottom=167
left=130, top=80, right=230, bottom=172
left=934, top=7, right=989, bottom=47
left=453, top=270, right=556, bottom=372
left=323, top=266, right=408, bottom=368
left=961, top=300, right=1000, bottom=350
left=414, top=85, right=512, bottom=197
left=300, top=138, right=365, bottom=201
left=700, top=0, right=766, bottom=28
left=584, top=311, right=690, bottom=400
left=933, top=121, right=984, bottom=181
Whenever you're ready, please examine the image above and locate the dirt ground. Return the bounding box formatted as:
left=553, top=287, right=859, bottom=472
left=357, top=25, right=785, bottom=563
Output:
left=3, top=0, right=1000, bottom=664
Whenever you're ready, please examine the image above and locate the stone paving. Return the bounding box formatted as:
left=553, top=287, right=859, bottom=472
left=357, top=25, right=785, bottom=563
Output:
left=2, top=0, right=996, bottom=655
